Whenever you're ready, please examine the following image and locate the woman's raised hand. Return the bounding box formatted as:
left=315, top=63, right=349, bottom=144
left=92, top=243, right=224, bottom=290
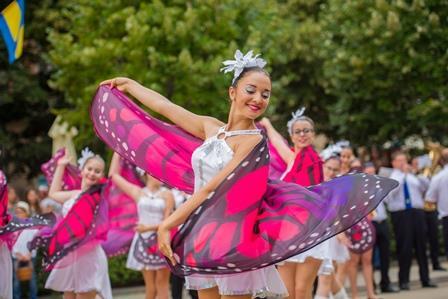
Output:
left=259, top=117, right=272, bottom=128
left=100, top=77, right=135, bottom=92
left=57, top=152, right=71, bottom=167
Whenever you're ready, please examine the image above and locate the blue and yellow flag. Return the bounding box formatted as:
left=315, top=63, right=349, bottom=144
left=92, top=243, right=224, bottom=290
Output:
left=0, top=0, right=25, bottom=63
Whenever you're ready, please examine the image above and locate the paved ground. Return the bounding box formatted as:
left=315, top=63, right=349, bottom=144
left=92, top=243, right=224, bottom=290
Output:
left=41, top=260, right=448, bottom=298
left=112, top=260, right=448, bottom=299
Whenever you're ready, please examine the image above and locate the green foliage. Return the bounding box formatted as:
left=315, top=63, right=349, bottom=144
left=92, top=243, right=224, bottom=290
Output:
left=318, top=0, right=448, bottom=145
left=108, top=254, right=143, bottom=287
left=47, top=0, right=279, bottom=152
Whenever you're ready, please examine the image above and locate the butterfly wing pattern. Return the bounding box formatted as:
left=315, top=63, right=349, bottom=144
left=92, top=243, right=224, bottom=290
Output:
left=346, top=218, right=376, bottom=254
left=29, top=184, right=109, bottom=270
left=91, top=86, right=398, bottom=276
left=41, top=148, right=81, bottom=190
left=0, top=170, right=10, bottom=227
left=132, top=228, right=178, bottom=268
left=102, top=159, right=142, bottom=257
left=91, top=85, right=202, bottom=194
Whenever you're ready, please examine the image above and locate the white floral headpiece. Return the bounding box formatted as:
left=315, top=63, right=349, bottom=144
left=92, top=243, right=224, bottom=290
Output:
left=220, top=50, right=267, bottom=84
left=77, top=147, right=95, bottom=169
left=320, top=143, right=343, bottom=162
left=286, top=107, right=307, bottom=134
left=335, top=140, right=351, bottom=149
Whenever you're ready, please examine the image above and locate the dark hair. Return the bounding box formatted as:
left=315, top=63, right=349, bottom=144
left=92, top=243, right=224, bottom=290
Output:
left=363, top=161, right=375, bottom=170
left=231, top=66, right=270, bottom=87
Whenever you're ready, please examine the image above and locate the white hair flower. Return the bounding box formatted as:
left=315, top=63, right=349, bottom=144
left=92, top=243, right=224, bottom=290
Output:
left=286, top=107, right=306, bottom=134
left=220, top=50, right=267, bottom=84
left=320, top=143, right=343, bottom=162
left=77, top=147, right=95, bottom=169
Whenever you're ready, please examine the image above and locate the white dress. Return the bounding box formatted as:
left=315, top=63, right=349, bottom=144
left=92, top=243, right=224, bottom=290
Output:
left=126, top=187, right=168, bottom=271
left=185, top=127, right=288, bottom=298
left=45, top=195, right=113, bottom=299
left=0, top=242, right=12, bottom=299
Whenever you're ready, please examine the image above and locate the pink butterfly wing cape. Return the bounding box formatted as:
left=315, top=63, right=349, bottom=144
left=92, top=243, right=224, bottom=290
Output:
left=102, top=159, right=142, bottom=256
left=41, top=148, right=81, bottom=190
left=31, top=157, right=143, bottom=270
left=91, top=85, right=398, bottom=275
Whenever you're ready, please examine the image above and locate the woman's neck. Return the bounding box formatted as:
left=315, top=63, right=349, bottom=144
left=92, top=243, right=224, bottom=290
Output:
left=146, top=183, right=160, bottom=193
left=226, top=112, right=256, bottom=131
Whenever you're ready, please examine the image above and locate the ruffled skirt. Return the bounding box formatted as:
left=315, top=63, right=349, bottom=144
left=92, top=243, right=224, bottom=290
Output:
left=126, top=232, right=167, bottom=271
left=45, top=244, right=112, bottom=299
left=287, top=240, right=330, bottom=263
left=185, top=265, right=287, bottom=298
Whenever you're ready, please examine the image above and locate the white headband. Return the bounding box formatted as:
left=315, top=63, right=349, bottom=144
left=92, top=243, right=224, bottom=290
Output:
left=220, top=50, right=267, bottom=84
left=286, top=107, right=307, bottom=134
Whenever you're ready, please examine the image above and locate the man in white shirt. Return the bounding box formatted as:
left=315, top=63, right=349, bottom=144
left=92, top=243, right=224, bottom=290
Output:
left=427, top=149, right=448, bottom=262
left=385, top=152, right=436, bottom=290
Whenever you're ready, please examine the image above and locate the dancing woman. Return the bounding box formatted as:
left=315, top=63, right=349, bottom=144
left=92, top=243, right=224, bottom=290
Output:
left=96, top=50, right=397, bottom=299
left=109, top=153, right=174, bottom=299
left=315, top=152, right=350, bottom=299
left=44, top=151, right=112, bottom=299
left=102, top=51, right=287, bottom=298
left=260, top=111, right=326, bottom=299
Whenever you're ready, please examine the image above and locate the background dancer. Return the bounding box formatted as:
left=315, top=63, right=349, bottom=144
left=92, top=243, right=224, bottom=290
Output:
left=44, top=150, right=112, bottom=299
left=109, top=153, right=174, bottom=299
left=315, top=153, right=350, bottom=299
left=261, top=110, right=325, bottom=299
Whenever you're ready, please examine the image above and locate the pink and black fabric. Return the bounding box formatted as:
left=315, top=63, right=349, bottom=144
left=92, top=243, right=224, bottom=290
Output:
left=133, top=229, right=178, bottom=267
left=41, top=148, right=81, bottom=190
left=102, top=159, right=142, bottom=257
left=29, top=182, right=109, bottom=270
left=283, top=145, right=323, bottom=186
left=0, top=170, right=56, bottom=250
left=0, top=170, right=10, bottom=228
left=346, top=218, right=376, bottom=254
left=257, top=125, right=287, bottom=179
left=91, top=85, right=398, bottom=276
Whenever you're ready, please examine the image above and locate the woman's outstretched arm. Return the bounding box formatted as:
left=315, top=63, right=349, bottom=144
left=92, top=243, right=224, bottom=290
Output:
left=101, top=78, right=223, bottom=140
left=109, top=152, right=142, bottom=201
left=48, top=154, right=79, bottom=203
left=259, top=117, right=294, bottom=164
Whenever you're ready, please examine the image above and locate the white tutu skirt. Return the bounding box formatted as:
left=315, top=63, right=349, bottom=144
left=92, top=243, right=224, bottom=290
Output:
left=185, top=265, right=288, bottom=298
left=126, top=233, right=167, bottom=271
left=287, top=240, right=330, bottom=263
left=317, top=236, right=350, bottom=276
left=0, top=242, right=12, bottom=299
left=45, top=244, right=112, bottom=299
left=327, top=236, right=350, bottom=262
